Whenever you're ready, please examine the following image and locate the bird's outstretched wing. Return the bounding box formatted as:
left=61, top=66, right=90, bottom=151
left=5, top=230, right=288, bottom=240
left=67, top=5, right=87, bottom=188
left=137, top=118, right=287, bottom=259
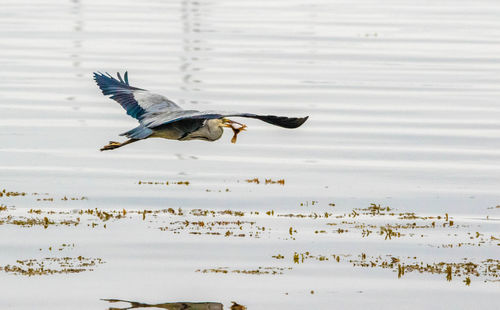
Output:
left=94, top=72, right=308, bottom=131
left=141, top=110, right=309, bottom=129
left=93, top=72, right=182, bottom=119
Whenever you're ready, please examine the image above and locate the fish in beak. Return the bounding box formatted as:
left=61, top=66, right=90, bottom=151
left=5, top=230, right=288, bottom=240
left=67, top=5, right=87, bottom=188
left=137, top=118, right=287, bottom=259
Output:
left=222, top=119, right=247, bottom=143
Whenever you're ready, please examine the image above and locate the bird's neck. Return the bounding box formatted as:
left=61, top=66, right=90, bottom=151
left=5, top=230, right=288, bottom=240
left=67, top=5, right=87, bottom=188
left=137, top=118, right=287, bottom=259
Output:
left=205, top=119, right=224, bottom=141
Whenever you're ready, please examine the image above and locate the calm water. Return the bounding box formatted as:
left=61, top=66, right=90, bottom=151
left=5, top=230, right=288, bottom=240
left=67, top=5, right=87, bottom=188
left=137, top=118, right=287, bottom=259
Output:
left=1, top=0, right=499, bottom=309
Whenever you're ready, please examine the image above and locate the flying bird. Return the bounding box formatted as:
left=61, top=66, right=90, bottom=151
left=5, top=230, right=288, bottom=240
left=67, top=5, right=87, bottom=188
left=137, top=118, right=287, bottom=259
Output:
left=93, top=72, right=308, bottom=151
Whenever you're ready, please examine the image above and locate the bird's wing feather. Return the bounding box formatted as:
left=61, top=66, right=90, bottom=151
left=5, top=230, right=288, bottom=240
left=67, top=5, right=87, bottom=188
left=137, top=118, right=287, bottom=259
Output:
left=93, top=72, right=182, bottom=120
left=231, top=113, right=309, bottom=128
left=140, top=110, right=308, bottom=129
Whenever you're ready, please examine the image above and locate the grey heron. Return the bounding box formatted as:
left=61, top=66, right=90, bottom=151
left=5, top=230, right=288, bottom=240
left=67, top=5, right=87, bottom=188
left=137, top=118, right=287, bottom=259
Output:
left=93, top=72, right=308, bottom=151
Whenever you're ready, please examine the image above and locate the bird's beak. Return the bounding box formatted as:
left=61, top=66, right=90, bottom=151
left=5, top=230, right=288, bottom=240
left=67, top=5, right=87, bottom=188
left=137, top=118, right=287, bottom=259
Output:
left=222, top=119, right=246, bottom=130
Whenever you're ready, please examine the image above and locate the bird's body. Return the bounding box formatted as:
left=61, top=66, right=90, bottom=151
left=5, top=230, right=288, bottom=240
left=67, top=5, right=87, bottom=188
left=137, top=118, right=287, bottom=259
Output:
left=151, top=119, right=224, bottom=141
left=93, top=72, right=308, bottom=151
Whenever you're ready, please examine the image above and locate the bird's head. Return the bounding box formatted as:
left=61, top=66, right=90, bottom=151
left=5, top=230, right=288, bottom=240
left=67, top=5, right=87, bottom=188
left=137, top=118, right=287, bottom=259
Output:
left=220, top=118, right=247, bottom=143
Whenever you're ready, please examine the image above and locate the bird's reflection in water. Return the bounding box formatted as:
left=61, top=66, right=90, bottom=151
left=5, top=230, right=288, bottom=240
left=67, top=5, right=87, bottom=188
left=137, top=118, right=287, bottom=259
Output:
left=102, top=299, right=246, bottom=310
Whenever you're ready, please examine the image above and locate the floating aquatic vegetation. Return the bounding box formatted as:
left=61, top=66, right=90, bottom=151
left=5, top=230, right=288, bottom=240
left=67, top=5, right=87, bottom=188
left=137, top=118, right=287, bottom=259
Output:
left=218, top=210, right=245, bottom=217
left=1, top=189, right=86, bottom=202
left=244, top=178, right=284, bottom=185
left=2, top=200, right=495, bottom=250
left=40, top=243, right=75, bottom=252
left=0, top=189, right=26, bottom=197
left=205, top=188, right=231, bottom=193
left=379, top=226, right=403, bottom=240
left=0, top=256, right=104, bottom=276
left=277, top=212, right=332, bottom=219
left=196, top=266, right=292, bottom=275
left=31, top=192, right=50, bottom=196
left=60, top=196, right=88, bottom=201
left=285, top=251, right=500, bottom=284
left=303, top=204, right=475, bottom=242
left=245, top=178, right=260, bottom=184
left=299, top=200, right=318, bottom=207
left=180, top=209, right=245, bottom=217
left=2, top=192, right=499, bottom=286
left=291, top=252, right=345, bottom=264
left=35, top=196, right=88, bottom=202
left=138, top=180, right=190, bottom=186
left=356, top=203, right=392, bottom=216
left=4, top=215, right=79, bottom=229
left=159, top=219, right=264, bottom=238
left=1, top=205, right=261, bottom=234
left=36, top=197, right=54, bottom=202
left=314, top=230, right=327, bottom=234
left=265, top=179, right=284, bottom=185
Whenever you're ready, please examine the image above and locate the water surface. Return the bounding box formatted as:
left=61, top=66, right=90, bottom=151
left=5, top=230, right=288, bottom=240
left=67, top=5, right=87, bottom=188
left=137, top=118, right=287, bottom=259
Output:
left=0, top=0, right=499, bottom=309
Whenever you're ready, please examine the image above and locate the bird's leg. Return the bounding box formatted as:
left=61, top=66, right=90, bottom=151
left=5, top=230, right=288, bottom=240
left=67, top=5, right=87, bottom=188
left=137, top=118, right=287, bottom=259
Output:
left=100, top=139, right=138, bottom=151
left=223, top=120, right=247, bottom=144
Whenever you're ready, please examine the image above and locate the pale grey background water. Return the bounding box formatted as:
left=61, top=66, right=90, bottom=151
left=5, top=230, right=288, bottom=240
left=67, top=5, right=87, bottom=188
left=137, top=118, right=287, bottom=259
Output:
left=1, top=0, right=499, bottom=309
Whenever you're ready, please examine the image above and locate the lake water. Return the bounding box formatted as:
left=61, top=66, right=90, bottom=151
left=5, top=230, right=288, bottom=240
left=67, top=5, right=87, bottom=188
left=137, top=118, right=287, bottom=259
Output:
left=0, top=0, right=499, bottom=309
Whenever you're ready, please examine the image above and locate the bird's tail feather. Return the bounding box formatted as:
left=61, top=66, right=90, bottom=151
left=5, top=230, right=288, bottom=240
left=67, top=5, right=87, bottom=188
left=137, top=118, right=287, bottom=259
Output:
left=120, top=126, right=153, bottom=139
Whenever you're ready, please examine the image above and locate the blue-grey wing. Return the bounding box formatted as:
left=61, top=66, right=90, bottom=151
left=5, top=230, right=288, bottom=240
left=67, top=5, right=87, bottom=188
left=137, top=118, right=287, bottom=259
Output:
left=93, top=72, right=182, bottom=119
left=140, top=110, right=308, bottom=129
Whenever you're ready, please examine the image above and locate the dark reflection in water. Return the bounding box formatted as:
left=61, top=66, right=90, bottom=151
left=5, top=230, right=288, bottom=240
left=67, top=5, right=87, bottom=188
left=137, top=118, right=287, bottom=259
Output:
left=102, top=299, right=246, bottom=310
